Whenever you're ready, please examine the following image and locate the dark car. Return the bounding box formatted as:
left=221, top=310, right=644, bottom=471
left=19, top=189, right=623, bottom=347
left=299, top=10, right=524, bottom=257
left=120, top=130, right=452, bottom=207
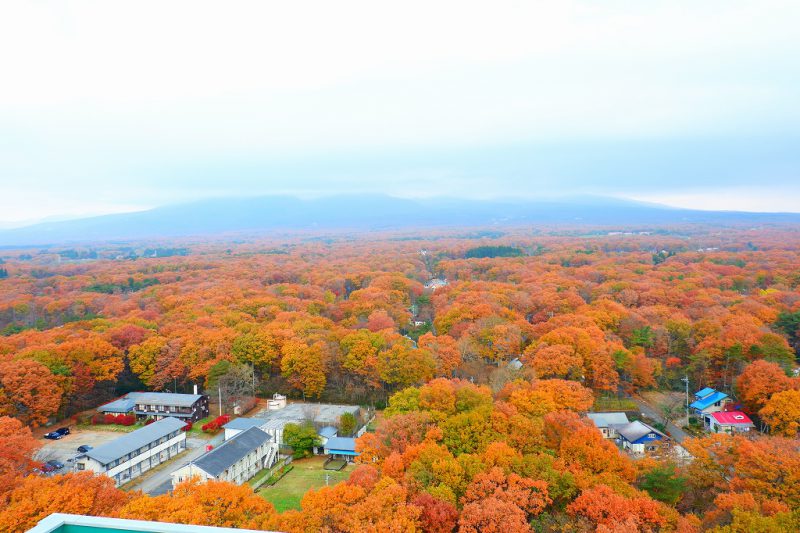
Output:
left=43, top=427, right=70, bottom=440
left=77, top=444, right=92, bottom=453
left=41, top=460, right=64, bottom=473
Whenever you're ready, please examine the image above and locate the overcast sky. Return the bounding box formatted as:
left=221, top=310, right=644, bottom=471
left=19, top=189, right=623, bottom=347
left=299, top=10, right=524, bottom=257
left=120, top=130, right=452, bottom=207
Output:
left=1, top=0, right=799, bottom=224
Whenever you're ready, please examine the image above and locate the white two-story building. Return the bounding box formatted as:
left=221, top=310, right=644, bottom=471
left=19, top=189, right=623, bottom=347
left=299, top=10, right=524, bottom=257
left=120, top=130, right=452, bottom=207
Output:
left=170, top=426, right=277, bottom=487
left=76, top=417, right=186, bottom=486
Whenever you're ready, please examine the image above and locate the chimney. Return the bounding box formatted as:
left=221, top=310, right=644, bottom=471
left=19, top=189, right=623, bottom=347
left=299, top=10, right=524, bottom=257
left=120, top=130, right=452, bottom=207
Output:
left=193, top=384, right=198, bottom=395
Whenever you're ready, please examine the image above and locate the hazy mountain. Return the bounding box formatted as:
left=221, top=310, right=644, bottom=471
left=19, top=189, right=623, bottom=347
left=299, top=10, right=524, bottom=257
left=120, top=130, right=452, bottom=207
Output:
left=1, top=194, right=799, bottom=246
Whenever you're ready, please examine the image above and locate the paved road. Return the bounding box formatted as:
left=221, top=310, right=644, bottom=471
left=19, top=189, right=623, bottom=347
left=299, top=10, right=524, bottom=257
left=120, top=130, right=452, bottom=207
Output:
left=632, top=396, right=690, bottom=444
left=126, top=435, right=223, bottom=495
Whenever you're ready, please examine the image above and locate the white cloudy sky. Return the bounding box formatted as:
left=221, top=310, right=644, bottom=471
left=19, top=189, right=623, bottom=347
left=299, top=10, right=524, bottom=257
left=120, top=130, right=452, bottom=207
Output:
left=1, top=0, right=799, bottom=223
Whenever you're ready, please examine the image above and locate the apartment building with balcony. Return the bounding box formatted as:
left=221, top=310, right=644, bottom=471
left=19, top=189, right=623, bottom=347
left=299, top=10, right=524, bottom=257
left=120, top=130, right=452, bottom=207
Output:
left=170, top=427, right=277, bottom=487
left=133, top=392, right=209, bottom=422
left=75, top=417, right=187, bottom=486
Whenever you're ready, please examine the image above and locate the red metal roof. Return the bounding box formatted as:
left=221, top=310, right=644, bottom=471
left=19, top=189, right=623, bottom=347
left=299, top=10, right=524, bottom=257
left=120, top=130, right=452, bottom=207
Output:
left=711, top=411, right=753, bottom=425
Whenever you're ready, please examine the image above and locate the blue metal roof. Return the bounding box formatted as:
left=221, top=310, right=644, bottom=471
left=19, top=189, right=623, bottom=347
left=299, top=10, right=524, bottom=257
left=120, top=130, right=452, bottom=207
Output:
left=319, top=426, right=338, bottom=438
left=98, top=392, right=143, bottom=413
left=324, top=437, right=357, bottom=453
left=690, top=391, right=728, bottom=410
left=98, top=398, right=136, bottom=413
left=695, top=387, right=716, bottom=398
left=326, top=449, right=359, bottom=456
left=222, top=418, right=268, bottom=431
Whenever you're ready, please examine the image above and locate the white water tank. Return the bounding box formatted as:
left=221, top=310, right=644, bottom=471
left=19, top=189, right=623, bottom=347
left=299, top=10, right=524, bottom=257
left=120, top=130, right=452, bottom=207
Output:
left=268, top=393, right=287, bottom=410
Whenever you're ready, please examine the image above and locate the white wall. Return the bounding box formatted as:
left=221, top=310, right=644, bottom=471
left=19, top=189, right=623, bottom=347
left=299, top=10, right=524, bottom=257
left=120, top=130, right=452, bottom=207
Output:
left=78, top=432, right=186, bottom=486
left=171, top=442, right=278, bottom=488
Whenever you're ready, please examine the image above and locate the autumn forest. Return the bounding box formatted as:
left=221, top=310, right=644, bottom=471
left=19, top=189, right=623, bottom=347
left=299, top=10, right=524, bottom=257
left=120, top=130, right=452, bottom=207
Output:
left=1, top=224, right=799, bottom=532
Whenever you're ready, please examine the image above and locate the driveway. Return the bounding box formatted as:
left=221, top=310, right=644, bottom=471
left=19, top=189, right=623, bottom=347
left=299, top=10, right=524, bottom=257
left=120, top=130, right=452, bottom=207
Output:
left=125, top=434, right=224, bottom=495
left=35, top=429, right=122, bottom=472
left=632, top=396, right=690, bottom=444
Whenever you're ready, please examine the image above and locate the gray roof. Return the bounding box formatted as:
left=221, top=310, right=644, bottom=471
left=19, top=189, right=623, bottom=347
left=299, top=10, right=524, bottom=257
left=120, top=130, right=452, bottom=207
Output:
left=98, top=392, right=144, bottom=413
left=134, top=392, right=204, bottom=408
left=222, top=417, right=269, bottom=431
left=251, top=402, right=360, bottom=430
left=616, top=421, right=667, bottom=442
left=324, top=437, right=357, bottom=452
left=507, top=358, right=523, bottom=370
left=192, top=427, right=271, bottom=477
left=86, top=417, right=186, bottom=465
left=319, top=426, right=338, bottom=438
left=587, top=412, right=630, bottom=428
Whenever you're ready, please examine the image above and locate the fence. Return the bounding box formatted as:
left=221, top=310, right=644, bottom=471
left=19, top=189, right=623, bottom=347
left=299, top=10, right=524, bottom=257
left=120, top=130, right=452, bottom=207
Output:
left=250, top=456, right=293, bottom=491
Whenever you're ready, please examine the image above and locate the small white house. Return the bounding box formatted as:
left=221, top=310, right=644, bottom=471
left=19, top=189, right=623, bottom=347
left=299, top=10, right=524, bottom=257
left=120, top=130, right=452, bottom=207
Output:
left=171, top=427, right=277, bottom=487
left=587, top=412, right=630, bottom=439
left=323, top=437, right=359, bottom=462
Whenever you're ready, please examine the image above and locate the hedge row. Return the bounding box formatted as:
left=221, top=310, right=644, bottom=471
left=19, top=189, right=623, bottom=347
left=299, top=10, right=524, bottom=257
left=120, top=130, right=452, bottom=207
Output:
left=91, top=413, right=136, bottom=426
left=201, top=415, right=231, bottom=433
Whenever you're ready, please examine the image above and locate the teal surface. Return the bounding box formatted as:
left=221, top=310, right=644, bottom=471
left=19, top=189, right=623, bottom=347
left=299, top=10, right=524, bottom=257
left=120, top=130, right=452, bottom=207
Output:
left=58, top=526, right=163, bottom=533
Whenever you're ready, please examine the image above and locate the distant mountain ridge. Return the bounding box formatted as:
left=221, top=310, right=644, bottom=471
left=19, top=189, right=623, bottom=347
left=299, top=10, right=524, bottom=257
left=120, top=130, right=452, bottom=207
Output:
left=1, top=194, right=799, bottom=246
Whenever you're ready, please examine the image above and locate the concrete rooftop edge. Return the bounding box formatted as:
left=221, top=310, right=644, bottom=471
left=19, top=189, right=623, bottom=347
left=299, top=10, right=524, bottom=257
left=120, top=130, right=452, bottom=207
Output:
left=28, top=513, right=281, bottom=533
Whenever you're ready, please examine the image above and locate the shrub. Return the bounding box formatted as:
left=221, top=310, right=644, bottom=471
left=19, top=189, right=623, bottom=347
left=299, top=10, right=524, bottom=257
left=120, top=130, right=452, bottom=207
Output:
left=103, top=413, right=116, bottom=425
left=144, top=418, right=155, bottom=425
left=202, top=415, right=231, bottom=434
left=339, top=412, right=357, bottom=436
left=182, top=421, right=193, bottom=432
left=90, top=413, right=104, bottom=425
left=284, top=422, right=321, bottom=458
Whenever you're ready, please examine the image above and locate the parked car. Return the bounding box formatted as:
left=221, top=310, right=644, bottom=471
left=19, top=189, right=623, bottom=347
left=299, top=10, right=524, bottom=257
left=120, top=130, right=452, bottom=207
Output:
left=77, top=444, right=93, bottom=453
left=41, top=460, right=64, bottom=473
left=43, top=427, right=70, bottom=440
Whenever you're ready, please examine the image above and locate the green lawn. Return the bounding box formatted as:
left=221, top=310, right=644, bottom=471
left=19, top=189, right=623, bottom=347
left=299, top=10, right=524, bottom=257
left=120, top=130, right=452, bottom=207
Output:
left=258, top=456, right=354, bottom=512
left=76, top=421, right=146, bottom=433
left=247, top=466, right=273, bottom=488
left=593, top=395, right=638, bottom=412
left=185, top=416, right=215, bottom=438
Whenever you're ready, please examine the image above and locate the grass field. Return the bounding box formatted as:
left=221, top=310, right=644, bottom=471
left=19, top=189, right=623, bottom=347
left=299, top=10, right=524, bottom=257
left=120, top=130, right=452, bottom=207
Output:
left=258, top=456, right=354, bottom=512
left=593, top=395, right=638, bottom=412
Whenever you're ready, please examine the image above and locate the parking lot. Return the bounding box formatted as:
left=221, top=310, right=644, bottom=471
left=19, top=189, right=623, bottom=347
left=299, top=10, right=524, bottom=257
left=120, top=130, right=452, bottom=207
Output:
left=34, top=428, right=122, bottom=471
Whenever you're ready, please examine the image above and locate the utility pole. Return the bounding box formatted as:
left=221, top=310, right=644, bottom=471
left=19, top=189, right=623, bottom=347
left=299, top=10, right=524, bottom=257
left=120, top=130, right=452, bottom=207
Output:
left=681, top=375, right=690, bottom=422
left=218, top=386, right=223, bottom=416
